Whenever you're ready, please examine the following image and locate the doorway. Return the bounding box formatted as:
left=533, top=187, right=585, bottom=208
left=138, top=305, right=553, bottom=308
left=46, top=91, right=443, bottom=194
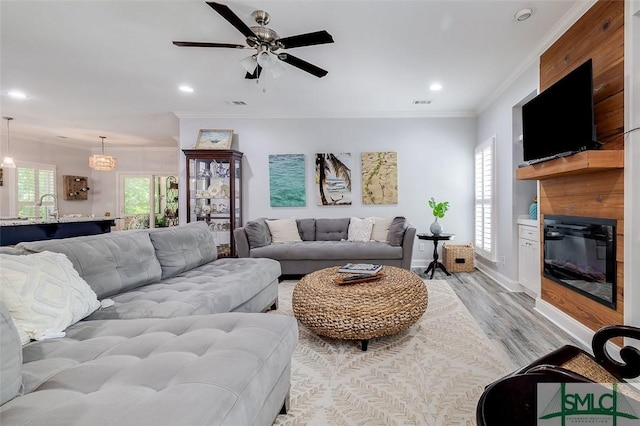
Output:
left=118, top=174, right=179, bottom=230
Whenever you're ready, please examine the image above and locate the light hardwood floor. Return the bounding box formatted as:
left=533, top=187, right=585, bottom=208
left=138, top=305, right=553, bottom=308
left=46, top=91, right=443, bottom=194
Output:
left=412, top=267, right=586, bottom=369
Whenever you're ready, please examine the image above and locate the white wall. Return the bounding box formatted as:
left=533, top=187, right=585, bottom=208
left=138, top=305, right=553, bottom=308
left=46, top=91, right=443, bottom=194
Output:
left=0, top=137, right=92, bottom=217
left=476, top=63, right=539, bottom=286
left=89, top=147, right=179, bottom=217
left=178, top=117, right=477, bottom=265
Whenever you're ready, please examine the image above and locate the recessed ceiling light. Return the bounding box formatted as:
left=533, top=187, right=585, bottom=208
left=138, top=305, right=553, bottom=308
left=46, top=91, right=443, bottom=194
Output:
left=429, top=83, right=443, bottom=91
left=8, top=90, right=27, bottom=99
left=515, top=8, right=534, bottom=22
left=178, top=85, right=194, bottom=93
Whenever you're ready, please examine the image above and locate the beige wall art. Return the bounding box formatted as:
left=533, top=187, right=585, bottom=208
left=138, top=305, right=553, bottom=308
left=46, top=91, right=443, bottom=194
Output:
left=361, top=152, right=398, bottom=205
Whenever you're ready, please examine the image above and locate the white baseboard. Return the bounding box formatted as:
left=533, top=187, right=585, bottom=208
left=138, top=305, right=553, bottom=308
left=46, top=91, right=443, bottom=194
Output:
left=411, top=260, right=429, bottom=269
left=534, top=298, right=594, bottom=350
left=474, top=263, right=523, bottom=292
left=414, top=259, right=524, bottom=292
left=535, top=298, right=627, bottom=365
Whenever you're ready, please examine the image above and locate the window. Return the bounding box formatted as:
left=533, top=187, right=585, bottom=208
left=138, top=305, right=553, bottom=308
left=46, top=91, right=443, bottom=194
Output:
left=15, top=162, right=56, bottom=218
left=116, top=173, right=180, bottom=230
left=121, top=175, right=152, bottom=229
left=475, top=136, right=496, bottom=261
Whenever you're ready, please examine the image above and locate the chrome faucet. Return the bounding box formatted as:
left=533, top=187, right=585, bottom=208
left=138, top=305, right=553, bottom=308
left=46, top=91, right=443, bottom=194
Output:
left=37, top=194, right=59, bottom=220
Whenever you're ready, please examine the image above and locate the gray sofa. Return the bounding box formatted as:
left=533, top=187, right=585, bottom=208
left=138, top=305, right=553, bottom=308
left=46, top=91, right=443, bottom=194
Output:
left=234, top=217, right=416, bottom=275
left=17, top=221, right=282, bottom=318
left=0, top=221, right=298, bottom=425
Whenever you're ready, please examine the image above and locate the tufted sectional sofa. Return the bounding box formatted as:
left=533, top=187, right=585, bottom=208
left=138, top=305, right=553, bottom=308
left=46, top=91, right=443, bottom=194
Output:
left=0, top=221, right=298, bottom=425
left=234, top=217, right=416, bottom=275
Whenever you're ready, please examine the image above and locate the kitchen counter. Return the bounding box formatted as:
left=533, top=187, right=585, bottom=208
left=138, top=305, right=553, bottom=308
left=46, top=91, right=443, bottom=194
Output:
left=0, top=216, right=116, bottom=226
left=0, top=217, right=117, bottom=246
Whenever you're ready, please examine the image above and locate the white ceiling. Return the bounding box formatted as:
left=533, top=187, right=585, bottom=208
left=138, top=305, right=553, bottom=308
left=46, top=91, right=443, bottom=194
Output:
left=0, top=0, right=589, bottom=150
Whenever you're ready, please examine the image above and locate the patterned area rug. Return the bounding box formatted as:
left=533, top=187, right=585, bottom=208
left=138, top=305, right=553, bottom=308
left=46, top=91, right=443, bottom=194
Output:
left=272, top=279, right=514, bottom=426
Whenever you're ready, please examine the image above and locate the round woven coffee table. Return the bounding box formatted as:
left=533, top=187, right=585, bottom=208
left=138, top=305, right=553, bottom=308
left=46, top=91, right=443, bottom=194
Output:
left=292, top=266, right=428, bottom=351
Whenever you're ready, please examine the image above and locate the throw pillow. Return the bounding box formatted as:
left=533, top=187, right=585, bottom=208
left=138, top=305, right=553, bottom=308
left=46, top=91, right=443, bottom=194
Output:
left=370, top=217, right=394, bottom=242
left=296, top=218, right=316, bottom=241
left=245, top=218, right=271, bottom=248
left=388, top=216, right=408, bottom=246
left=266, top=218, right=302, bottom=244
left=347, top=217, right=374, bottom=242
left=0, top=251, right=101, bottom=344
left=315, top=218, right=350, bottom=241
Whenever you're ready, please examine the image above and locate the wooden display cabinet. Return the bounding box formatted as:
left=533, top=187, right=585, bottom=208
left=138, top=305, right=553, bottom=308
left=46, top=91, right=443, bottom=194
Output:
left=182, top=149, right=243, bottom=257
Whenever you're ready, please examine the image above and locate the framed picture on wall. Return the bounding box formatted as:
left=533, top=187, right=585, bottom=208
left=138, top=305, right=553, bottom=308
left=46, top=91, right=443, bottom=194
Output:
left=269, top=154, right=306, bottom=207
left=315, top=153, right=352, bottom=206
left=194, top=129, right=234, bottom=150
left=361, top=151, right=398, bottom=205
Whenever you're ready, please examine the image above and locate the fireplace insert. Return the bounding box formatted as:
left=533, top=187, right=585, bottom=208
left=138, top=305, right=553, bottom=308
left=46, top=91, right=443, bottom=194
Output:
left=543, top=215, right=616, bottom=309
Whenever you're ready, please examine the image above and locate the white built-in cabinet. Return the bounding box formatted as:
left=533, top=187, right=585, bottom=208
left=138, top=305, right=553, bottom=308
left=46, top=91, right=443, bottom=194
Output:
left=518, top=218, right=540, bottom=297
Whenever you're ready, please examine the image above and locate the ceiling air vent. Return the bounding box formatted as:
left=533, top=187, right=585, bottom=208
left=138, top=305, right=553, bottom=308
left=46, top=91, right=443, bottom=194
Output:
left=225, top=100, right=248, bottom=106
left=412, top=100, right=432, bottom=105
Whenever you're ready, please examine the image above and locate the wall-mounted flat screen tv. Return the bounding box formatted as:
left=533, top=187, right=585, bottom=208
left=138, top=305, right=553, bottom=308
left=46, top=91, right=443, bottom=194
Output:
left=522, top=58, right=599, bottom=163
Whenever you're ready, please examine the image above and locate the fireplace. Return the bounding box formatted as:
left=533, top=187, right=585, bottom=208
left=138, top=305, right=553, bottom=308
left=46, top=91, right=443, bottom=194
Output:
left=543, top=215, right=616, bottom=309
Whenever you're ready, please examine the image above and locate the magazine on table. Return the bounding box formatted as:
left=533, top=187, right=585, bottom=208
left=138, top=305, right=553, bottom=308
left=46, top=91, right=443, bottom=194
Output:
left=338, top=263, right=383, bottom=275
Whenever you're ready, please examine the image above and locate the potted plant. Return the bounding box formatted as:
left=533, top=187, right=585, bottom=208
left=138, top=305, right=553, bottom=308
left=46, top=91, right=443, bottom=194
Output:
left=428, top=197, right=450, bottom=235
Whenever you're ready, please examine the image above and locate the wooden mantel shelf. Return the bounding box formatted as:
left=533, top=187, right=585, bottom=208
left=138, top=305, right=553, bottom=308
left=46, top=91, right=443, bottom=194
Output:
left=516, top=150, right=624, bottom=181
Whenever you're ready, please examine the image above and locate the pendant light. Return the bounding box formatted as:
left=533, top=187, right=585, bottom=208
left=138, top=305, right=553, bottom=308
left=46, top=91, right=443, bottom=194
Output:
left=1, top=117, right=16, bottom=168
left=89, top=136, right=117, bottom=171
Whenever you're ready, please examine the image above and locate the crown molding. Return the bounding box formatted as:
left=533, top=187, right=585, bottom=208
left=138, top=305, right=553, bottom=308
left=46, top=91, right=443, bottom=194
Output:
left=173, top=110, right=477, bottom=120
left=88, top=146, right=179, bottom=153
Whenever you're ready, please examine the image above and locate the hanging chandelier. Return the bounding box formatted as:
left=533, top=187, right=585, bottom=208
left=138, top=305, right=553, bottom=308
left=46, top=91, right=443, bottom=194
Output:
left=89, top=136, right=116, bottom=171
left=1, top=117, right=16, bottom=168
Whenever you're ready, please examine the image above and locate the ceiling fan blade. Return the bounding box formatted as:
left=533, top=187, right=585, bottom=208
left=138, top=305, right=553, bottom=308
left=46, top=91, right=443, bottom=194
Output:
left=279, top=54, right=328, bottom=78
left=277, top=30, right=334, bottom=49
left=173, top=41, right=247, bottom=49
left=245, top=65, right=262, bottom=80
left=206, top=2, right=256, bottom=39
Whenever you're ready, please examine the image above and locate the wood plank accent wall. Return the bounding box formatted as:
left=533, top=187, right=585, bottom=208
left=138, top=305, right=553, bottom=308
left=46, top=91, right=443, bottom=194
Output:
left=538, top=0, right=624, bottom=332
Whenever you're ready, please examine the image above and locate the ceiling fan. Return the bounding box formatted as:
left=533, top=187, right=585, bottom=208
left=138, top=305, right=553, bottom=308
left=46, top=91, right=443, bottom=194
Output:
left=173, top=2, right=334, bottom=79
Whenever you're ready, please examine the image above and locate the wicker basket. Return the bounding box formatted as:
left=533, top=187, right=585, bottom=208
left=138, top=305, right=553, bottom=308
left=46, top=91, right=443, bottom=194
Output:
left=442, top=243, right=475, bottom=273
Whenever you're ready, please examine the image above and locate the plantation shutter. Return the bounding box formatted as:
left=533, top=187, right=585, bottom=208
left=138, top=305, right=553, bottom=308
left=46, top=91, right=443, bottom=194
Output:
left=474, top=136, right=496, bottom=261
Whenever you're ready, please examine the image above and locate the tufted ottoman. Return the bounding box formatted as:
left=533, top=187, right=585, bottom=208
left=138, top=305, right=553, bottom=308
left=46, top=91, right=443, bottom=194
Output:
left=292, top=266, right=428, bottom=351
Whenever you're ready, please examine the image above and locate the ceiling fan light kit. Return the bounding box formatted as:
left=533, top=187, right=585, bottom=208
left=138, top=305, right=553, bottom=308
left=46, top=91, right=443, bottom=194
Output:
left=240, top=55, right=258, bottom=74
left=256, top=46, right=272, bottom=67
left=173, top=1, right=333, bottom=81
